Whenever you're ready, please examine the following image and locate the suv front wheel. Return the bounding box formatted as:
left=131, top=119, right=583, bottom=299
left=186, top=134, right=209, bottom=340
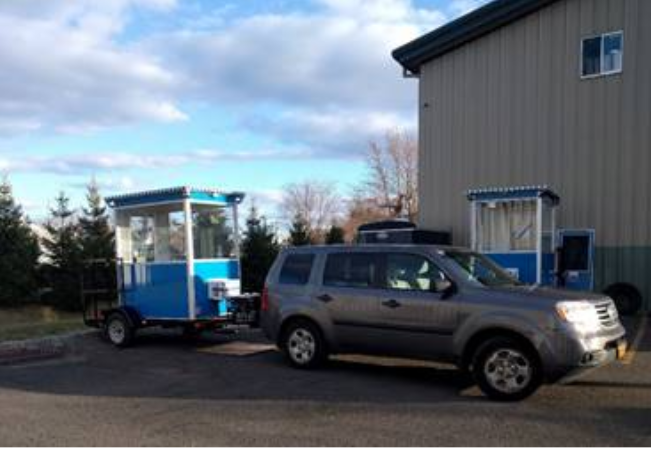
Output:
left=472, top=336, right=543, bottom=401
left=281, top=319, right=327, bottom=369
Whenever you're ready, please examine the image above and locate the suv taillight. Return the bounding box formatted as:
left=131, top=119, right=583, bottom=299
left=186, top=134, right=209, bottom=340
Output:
left=261, top=285, right=269, bottom=311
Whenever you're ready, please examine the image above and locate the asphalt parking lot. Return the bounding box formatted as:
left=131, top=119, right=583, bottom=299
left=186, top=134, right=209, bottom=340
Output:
left=0, top=317, right=649, bottom=446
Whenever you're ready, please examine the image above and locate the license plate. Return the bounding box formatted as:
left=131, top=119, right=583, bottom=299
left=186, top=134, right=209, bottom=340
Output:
left=616, top=340, right=628, bottom=360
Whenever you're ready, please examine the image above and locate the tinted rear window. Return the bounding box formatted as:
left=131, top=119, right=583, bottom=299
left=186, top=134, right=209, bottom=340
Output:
left=279, top=254, right=315, bottom=285
left=323, top=253, right=379, bottom=288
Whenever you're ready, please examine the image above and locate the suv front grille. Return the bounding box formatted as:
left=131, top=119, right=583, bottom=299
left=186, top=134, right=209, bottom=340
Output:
left=595, top=302, right=619, bottom=328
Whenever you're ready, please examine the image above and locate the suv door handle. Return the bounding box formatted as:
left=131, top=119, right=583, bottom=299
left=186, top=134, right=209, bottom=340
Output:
left=317, top=294, right=334, bottom=303
left=382, top=299, right=402, bottom=309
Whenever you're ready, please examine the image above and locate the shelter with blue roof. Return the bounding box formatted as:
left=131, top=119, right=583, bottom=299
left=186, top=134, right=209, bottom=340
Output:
left=467, top=185, right=590, bottom=288
left=89, top=186, right=257, bottom=347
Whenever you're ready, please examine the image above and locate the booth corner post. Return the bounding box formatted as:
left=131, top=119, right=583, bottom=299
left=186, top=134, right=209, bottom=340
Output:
left=86, top=186, right=256, bottom=348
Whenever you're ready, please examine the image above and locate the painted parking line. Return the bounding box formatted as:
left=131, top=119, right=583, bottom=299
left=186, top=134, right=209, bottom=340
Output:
left=621, top=314, right=648, bottom=365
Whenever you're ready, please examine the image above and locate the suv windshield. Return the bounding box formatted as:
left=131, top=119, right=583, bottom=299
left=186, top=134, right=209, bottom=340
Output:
left=442, top=250, right=521, bottom=287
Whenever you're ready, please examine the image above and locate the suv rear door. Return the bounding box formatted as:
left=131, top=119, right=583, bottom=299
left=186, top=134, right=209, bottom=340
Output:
left=315, top=251, right=386, bottom=353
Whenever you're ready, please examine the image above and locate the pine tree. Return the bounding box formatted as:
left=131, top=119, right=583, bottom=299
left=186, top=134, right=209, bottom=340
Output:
left=79, top=179, right=115, bottom=262
left=240, top=206, right=279, bottom=293
left=288, top=214, right=312, bottom=246
left=0, top=177, right=40, bottom=306
left=325, top=225, right=345, bottom=244
left=42, top=191, right=83, bottom=310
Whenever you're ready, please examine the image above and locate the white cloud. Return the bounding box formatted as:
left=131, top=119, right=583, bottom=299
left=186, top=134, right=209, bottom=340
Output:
left=149, top=1, right=444, bottom=112
left=0, top=148, right=310, bottom=175
left=138, top=0, right=443, bottom=156
left=243, top=109, right=416, bottom=156
left=0, top=0, right=445, bottom=156
left=0, top=0, right=183, bottom=135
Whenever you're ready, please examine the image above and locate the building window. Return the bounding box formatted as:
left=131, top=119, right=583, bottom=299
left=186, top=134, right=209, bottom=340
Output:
left=477, top=201, right=537, bottom=252
left=581, top=31, right=623, bottom=78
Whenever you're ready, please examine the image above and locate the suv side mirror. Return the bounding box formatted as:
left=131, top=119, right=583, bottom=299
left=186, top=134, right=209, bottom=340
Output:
left=433, top=279, right=456, bottom=298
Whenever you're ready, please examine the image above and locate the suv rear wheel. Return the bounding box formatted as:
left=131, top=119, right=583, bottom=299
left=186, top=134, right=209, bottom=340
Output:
left=281, top=319, right=327, bottom=369
left=472, top=336, right=542, bottom=401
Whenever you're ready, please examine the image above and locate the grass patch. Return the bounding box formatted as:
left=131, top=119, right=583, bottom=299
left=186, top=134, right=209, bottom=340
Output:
left=0, top=305, right=87, bottom=342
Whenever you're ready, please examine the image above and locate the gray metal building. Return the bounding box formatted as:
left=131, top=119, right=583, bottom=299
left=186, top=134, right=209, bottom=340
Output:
left=393, top=0, right=651, bottom=311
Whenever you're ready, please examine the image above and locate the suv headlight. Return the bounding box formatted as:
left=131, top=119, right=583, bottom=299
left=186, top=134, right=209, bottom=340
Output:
left=556, top=301, right=600, bottom=332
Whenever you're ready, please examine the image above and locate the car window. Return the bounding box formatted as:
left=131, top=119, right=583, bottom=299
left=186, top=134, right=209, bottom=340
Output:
left=442, top=250, right=520, bottom=287
left=279, top=254, right=315, bottom=285
left=385, top=253, right=445, bottom=292
left=323, top=253, right=378, bottom=288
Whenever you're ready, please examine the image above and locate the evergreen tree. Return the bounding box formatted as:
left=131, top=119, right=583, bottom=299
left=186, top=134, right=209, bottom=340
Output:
left=0, top=177, right=40, bottom=306
left=79, top=179, right=115, bottom=262
left=325, top=225, right=345, bottom=244
left=240, top=206, right=279, bottom=293
left=288, top=214, right=312, bottom=246
left=42, top=191, right=83, bottom=310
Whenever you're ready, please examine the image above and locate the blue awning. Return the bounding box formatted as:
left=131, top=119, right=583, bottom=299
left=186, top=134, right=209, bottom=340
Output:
left=467, top=185, right=560, bottom=204
left=105, top=186, right=245, bottom=209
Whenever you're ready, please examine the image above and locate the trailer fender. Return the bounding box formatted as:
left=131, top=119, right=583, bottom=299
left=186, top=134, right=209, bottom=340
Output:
left=104, top=306, right=142, bottom=329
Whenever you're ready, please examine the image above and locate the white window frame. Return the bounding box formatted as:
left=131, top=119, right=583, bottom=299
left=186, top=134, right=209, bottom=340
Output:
left=581, top=31, right=624, bottom=80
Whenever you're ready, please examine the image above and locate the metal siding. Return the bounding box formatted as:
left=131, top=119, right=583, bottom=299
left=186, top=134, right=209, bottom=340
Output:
left=418, top=0, right=650, bottom=306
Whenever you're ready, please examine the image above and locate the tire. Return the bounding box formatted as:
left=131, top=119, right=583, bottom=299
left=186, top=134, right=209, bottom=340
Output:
left=606, top=286, right=642, bottom=316
left=105, top=312, right=135, bottom=348
left=280, top=319, right=328, bottom=369
left=472, top=336, right=543, bottom=402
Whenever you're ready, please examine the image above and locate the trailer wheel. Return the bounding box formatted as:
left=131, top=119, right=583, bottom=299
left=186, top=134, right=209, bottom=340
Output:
left=105, top=313, right=135, bottom=348
left=182, top=325, right=203, bottom=341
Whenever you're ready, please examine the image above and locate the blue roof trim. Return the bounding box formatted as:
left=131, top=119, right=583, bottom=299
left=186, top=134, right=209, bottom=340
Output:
left=106, top=186, right=245, bottom=209
left=467, top=185, right=560, bottom=203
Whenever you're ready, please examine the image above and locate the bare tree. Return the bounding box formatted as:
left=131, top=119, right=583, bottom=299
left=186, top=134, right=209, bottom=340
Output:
left=364, top=130, right=418, bottom=221
left=281, top=180, right=341, bottom=242
left=340, top=194, right=387, bottom=242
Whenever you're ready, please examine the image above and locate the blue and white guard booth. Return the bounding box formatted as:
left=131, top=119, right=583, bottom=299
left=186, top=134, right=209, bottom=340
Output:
left=94, top=186, right=259, bottom=347
left=467, top=186, right=595, bottom=290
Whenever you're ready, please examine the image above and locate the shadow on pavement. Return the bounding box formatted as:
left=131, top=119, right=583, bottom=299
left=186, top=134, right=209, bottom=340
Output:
left=0, top=331, right=478, bottom=404
left=569, top=380, right=651, bottom=389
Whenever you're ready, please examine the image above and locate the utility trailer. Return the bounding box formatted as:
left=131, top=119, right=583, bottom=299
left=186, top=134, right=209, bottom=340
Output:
left=82, top=186, right=259, bottom=347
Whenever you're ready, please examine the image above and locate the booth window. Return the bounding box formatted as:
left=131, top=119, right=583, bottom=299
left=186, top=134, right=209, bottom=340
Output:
left=477, top=201, right=536, bottom=252
left=167, top=212, right=186, bottom=260
left=192, top=207, right=235, bottom=259
left=130, top=216, right=155, bottom=262
left=582, top=31, right=623, bottom=78
left=117, top=205, right=237, bottom=263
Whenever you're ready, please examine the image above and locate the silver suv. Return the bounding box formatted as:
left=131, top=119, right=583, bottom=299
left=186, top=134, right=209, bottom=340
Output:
left=260, top=245, right=627, bottom=401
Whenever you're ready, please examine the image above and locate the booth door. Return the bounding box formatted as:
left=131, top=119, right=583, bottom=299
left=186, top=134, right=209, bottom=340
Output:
left=558, top=230, right=595, bottom=291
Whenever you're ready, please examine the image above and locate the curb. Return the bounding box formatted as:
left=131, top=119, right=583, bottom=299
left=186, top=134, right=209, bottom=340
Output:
left=0, top=330, right=95, bottom=366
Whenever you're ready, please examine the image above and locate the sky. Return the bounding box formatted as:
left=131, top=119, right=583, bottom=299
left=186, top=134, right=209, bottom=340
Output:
left=0, top=0, right=489, bottom=223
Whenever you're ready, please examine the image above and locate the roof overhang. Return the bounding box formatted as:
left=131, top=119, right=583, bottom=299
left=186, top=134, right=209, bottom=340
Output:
left=467, top=185, right=560, bottom=204
left=105, top=186, right=245, bottom=210
left=392, top=0, right=560, bottom=75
